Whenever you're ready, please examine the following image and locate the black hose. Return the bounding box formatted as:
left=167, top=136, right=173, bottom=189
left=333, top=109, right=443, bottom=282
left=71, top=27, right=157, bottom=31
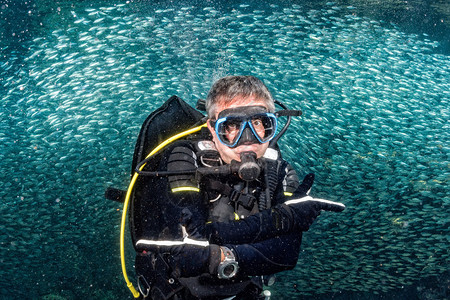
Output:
left=270, top=100, right=292, bottom=147
left=259, top=157, right=279, bottom=211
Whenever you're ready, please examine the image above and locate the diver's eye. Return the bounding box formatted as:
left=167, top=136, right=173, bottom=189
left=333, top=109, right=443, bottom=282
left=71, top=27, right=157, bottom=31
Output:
left=225, top=120, right=241, bottom=132
left=251, top=118, right=263, bottom=127
left=251, top=118, right=266, bottom=136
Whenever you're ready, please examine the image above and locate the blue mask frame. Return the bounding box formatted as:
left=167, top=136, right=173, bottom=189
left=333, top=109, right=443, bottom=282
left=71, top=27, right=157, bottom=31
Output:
left=211, top=106, right=278, bottom=147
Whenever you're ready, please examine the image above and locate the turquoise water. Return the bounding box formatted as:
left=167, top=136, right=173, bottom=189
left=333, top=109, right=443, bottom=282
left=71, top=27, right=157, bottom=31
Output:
left=1, top=0, right=449, bottom=299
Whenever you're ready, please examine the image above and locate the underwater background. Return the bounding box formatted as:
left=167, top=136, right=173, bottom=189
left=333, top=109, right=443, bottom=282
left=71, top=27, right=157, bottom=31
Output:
left=1, top=0, right=449, bottom=299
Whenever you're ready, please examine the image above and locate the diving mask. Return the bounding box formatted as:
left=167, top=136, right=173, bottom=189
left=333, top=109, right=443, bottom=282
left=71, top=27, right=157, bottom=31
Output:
left=210, top=106, right=278, bottom=148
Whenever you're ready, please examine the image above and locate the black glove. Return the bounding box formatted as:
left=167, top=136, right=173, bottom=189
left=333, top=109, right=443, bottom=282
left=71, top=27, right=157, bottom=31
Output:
left=280, top=173, right=345, bottom=231
left=281, top=195, right=345, bottom=231
left=293, top=173, right=315, bottom=197
left=166, top=243, right=221, bottom=277
left=137, top=240, right=222, bottom=278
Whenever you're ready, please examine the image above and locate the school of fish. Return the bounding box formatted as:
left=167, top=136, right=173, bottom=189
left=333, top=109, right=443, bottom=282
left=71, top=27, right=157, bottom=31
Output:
left=0, top=1, right=448, bottom=299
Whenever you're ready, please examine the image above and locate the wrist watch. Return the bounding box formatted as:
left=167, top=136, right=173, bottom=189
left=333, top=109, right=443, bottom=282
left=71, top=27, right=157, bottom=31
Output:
left=217, top=246, right=239, bottom=279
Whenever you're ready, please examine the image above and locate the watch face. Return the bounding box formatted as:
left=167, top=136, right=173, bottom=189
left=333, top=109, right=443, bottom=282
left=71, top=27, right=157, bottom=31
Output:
left=223, top=263, right=237, bottom=277
left=218, top=261, right=239, bottom=279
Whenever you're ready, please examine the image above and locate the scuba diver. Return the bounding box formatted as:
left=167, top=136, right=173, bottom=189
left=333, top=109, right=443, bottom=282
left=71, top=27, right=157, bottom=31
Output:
left=108, top=76, right=345, bottom=299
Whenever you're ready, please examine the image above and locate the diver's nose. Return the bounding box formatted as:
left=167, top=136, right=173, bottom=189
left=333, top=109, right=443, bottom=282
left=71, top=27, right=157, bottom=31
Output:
left=236, top=125, right=259, bottom=146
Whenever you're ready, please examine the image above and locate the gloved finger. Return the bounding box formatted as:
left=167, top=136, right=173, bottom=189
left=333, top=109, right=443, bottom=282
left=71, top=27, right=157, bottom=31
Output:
left=294, top=173, right=315, bottom=196
left=284, top=196, right=345, bottom=212
left=311, top=198, right=346, bottom=212
left=301, top=173, right=315, bottom=190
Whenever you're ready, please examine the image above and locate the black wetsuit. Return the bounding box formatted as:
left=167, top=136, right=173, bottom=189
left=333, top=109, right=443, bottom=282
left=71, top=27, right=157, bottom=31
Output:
left=135, top=138, right=303, bottom=300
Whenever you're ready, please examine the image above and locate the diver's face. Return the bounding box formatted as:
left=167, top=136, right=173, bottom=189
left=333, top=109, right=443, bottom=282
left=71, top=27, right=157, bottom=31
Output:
left=207, top=96, right=270, bottom=164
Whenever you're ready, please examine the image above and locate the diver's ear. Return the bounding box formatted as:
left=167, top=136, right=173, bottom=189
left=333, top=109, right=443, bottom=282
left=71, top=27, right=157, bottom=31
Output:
left=206, top=119, right=215, bottom=135
left=206, top=119, right=219, bottom=143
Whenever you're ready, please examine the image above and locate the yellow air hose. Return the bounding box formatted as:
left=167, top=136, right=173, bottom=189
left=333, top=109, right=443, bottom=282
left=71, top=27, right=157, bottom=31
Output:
left=120, top=123, right=207, bottom=298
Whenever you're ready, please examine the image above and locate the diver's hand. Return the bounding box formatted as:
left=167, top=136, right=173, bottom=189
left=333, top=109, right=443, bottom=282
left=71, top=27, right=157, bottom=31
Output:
left=136, top=239, right=221, bottom=278
left=166, top=243, right=222, bottom=277
left=281, top=196, right=345, bottom=231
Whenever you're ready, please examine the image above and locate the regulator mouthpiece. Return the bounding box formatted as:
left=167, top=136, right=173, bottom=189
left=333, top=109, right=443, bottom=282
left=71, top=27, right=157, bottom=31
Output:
left=238, top=152, right=260, bottom=181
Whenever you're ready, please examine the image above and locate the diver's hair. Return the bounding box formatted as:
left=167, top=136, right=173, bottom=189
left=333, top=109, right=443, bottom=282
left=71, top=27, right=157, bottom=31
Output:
left=206, top=76, right=275, bottom=118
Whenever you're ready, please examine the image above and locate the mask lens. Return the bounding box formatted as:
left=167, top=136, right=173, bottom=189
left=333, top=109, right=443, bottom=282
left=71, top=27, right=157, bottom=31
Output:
left=219, top=118, right=243, bottom=146
left=214, top=113, right=277, bottom=147
left=250, top=114, right=276, bottom=142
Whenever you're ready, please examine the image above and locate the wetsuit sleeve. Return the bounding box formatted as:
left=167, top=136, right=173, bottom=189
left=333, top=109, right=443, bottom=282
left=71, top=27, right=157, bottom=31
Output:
left=226, top=232, right=302, bottom=276
left=204, top=204, right=292, bottom=244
